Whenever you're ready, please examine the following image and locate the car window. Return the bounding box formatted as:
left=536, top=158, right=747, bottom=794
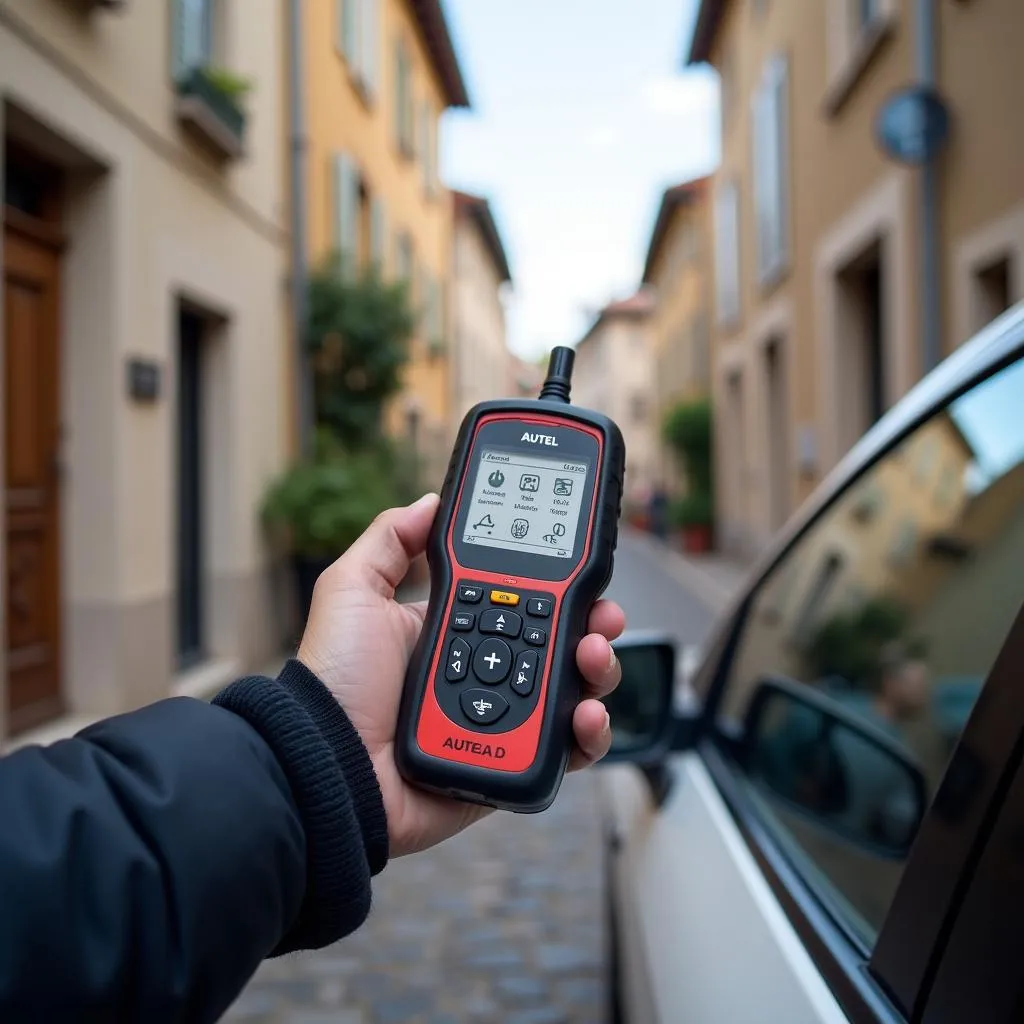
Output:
left=719, top=354, right=1024, bottom=946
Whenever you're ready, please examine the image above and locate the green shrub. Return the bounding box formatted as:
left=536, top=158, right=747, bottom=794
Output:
left=663, top=398, right=713, bottom=494
left=671, top=490, right=713, bottom=527
left=200, top=67, right=254, bottom=102
left=803, top=596, right=920, bottom=686
left=307, top=256, right=416, bottom=447
left=261, top=431, right=404, bottom=558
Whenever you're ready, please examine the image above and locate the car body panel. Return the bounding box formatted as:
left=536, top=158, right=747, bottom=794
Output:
left=602, top=757, right=847, bottom=1023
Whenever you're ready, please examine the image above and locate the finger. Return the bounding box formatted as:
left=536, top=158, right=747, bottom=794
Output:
left=576, top=632, right=621, bottom=700
left=586, top=599, right=626, bottom=642
left=334, top=493, right=440, bottom=597
left=568, top=699, right=612, bottom=771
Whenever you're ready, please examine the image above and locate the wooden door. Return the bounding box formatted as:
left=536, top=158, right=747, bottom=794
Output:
left=4, top=212, right=63, bottom=732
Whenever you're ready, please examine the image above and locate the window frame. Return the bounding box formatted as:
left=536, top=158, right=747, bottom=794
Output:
left=690, top=313, right=1024, bottom=1021
left=172, top=0, right=216, bottom=82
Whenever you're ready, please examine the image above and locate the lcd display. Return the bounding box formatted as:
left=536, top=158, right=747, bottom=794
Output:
left=462, top=448, right=590, bottom=559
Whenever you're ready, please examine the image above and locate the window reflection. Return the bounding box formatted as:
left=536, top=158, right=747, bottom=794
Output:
left=722, top=355, right=1024, bottom=943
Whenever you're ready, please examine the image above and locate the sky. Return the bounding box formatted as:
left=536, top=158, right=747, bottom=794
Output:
left=440, top=0, right=720, bottom=360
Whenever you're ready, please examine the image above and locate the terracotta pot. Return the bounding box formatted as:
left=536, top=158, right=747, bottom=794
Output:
left=681, top=524, right=713, bottom=554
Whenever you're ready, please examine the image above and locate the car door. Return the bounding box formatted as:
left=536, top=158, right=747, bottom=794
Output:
left=603, top=310, right=1024, bottom=1023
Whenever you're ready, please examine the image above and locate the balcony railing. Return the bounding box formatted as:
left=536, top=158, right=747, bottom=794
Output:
left=174, top=68, right=248, bottom=161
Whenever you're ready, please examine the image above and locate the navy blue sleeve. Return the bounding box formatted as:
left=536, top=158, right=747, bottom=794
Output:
left=0, top=665, right=388, bottom=1024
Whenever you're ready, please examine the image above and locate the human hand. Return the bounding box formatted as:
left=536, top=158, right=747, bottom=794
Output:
left=297, top=493, right=625, bottom=858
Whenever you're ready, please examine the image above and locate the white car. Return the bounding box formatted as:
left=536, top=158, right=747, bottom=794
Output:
left=600, top=304, right=1024, bottom=1023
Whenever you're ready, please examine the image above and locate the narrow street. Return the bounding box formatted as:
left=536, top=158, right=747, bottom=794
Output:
left=224, top=532, right=723, bottom=1024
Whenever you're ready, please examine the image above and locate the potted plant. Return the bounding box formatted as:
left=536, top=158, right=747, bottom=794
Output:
left=672, top=490, right=714, bottom=554
left=262, top=432, right=402, bottom=625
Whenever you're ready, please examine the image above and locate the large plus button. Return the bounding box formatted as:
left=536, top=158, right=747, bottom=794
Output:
left=472, top=637, right=512, bottom=685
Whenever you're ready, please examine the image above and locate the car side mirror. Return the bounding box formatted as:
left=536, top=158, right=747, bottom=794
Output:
left=599, top=633, right=676, bottom=765
left=741, top=676, right=928, bottom=857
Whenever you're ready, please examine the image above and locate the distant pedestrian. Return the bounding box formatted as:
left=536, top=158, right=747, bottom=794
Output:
left=649, top=482, right=670, bottom=539
left=0, top=493, right=625, bottom=1024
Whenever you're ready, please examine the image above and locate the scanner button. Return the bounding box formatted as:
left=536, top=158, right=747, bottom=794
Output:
left=480, top=609, right=522, bottom=638
left=523, top=627, right=547, bottom=647
left=473, top=638, right=513, bottom=685
left=458, top=583, right=484, bottom=604
left=451, top=611, right=475, bottom=631
left=489, top=590, right=520, bottom=607
left=460, top=688, right=509, bottom=726
left=526, top=598, right=552, bottom=618
left=511, top=650, right=539, bottom=697
left=445, top=638, right=471, bottom=682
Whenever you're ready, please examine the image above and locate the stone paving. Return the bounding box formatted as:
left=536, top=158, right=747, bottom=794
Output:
left=222, top=772, right=609, bottom=1024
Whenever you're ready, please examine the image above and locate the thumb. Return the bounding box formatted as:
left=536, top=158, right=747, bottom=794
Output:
left=336, top=493, right=439, bottom=597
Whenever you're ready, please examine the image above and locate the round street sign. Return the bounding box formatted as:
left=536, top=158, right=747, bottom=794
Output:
left=875, top=85, right=951, bottom=166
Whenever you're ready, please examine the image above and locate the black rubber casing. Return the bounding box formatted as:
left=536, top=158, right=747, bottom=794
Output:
left=395, top=399, right=625, bottom=813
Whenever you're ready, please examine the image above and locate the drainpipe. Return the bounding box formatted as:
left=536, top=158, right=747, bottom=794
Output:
left=916, top=0, right=942, bottom=375
left=287, top=0, right=314, bottom=453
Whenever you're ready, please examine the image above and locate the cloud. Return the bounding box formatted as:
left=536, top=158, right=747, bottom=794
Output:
left=638, top=71, right=719, bottom=119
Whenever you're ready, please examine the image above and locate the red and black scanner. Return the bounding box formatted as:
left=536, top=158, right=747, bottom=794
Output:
left=396, top=347, right=625, bottom=812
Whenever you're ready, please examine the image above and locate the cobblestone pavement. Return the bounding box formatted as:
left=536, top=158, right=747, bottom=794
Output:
left=223, top=772, right=608, bottom=1024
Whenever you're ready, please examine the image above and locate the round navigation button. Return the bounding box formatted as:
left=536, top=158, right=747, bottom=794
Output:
left=460, top=688, right=510, bottom=726
left=472, top=637, right=512, bottom=685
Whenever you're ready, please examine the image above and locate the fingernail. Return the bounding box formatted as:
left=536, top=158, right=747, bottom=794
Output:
left=602, top=708, right=612, bottom=737
left=607, top=645, right=618, bottom=673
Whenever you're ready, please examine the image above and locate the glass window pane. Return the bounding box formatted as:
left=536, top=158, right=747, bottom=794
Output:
left=717, top=353, right=1024, bottom=945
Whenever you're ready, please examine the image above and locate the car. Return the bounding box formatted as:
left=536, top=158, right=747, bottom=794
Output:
left=598, top=303, right=1024, bottom=1023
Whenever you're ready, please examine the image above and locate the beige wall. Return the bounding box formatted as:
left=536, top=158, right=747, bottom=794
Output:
left=704, top=0, right=1024, bottom=560
left=0, top=0, right=289, bottom=729
left=452, top=211, right=508, bottom=421
left=573, top=311, right=657, bottom=507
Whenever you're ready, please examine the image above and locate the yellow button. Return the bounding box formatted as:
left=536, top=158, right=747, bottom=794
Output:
left=490, top=590, right=521, bottom=607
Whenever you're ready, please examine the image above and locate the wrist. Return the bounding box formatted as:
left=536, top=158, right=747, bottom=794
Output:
left=277, top=660, right=389, bottom=875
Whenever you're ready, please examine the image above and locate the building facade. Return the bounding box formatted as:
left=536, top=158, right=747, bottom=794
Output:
left=571, top=292, right=657, bottom=511
left=689, top=0, right=1024, bottom=559
left=451, top=190, right=511, bottom=420
left=0, top=0, right=289, bottom=738
left=640, top=176, right=711, bottom=490
left=303, top=0, right=470, bottom=487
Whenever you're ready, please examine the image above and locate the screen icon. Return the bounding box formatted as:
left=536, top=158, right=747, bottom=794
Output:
left=519, top=473, right=540, bottom=493
left=473, top=514, right=495, bottom=534
left=553, top=478, right=574, bottom=496
left=487, top=470, right=505, bottom=488
left=542, top=522, right=567, bottom=545
left=511, top=519, right=530, bottom=539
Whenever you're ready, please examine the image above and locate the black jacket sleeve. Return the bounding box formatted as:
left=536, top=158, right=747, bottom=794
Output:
left=0, top=660, right=388, bottom=1024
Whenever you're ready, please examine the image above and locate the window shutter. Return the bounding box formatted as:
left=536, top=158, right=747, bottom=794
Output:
left=361, top=0, right=380, bottom=97
left=773, top=55, right=790, bottom=272
left=173, top=0, right=209, bottom=80
left=715, top=180, right=740, bottom=326
left=420, top=103, right=430, bottom=192
left=370, top=196, right=387, bottom=271
left=340, top=0, right=358, bottom=66
left=333, top=152, right=359, bottom=272
left=753, top=54, right=789, bottom=283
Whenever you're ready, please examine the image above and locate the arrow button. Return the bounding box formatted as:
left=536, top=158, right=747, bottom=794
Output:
left=480, top=608, right=522, bottom=638
left=445, top=637, right=471, bottom=682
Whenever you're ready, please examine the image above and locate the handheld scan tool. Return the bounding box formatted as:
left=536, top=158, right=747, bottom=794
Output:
left=395, top=347, right=625, bottom=812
